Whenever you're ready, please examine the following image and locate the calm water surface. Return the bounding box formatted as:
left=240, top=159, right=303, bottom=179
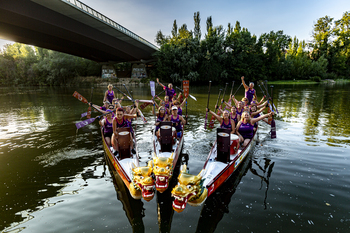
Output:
left=0, top=83, right=349, bottom=233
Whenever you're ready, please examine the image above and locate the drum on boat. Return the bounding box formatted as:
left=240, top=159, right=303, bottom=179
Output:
left=230, top=134, right=240, bottom=155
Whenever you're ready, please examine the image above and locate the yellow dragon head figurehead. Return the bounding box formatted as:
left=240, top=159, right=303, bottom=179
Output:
left=171, top=165, right=208, bottom=213
left=152, top=153, right=174, bottom=193
left=129, top=161, right=155, bottom=201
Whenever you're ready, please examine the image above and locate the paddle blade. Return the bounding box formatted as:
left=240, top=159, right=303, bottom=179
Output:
left=72, top=91, right=88, bottom=104
left=271, top=119, right=276, bottom=138
left=87, top=106, right=92, bottom=119
left=138, top=110, right=147, bottom=123
left=189, top=94, right=197, bottom=101
left=208, top=115, right=216, bottom=129
left=81, top=112, right=88, bottom=118
left=150, top=81, right=156, bottom=97
left=204, top=112, right=208, bottom=129
left=140, top=102, right=151, bottom=110
left=183, top=80, right=190, bottom=98
left=76, top=118, right=96, bottom=129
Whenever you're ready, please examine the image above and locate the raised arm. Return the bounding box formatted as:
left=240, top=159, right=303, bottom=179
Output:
left=241, top=76, right=249, bottom=91
left=251, top=106, right=266, bottom=117
left=180, top=97, right=187, bottom=108
left=251, top=112, right=274, bottom=124
left=257, top=100, right=268, bottom=109
left=157, top=78, right=166, bottom=89
left=206, top=108, right=223, bottom=123
left=258, top=95, right=265, bottom=105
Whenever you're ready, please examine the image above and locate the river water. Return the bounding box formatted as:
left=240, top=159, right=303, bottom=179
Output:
left=0, top=83, right=349, bottom=233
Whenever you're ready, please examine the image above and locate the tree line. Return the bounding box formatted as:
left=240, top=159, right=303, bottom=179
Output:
left=152, top=11, right=350, bottom=84
left=0, top=11, right=349, bottom=86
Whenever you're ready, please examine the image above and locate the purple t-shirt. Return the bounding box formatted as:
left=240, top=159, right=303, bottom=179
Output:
left=165, top=87, right=176, bottom=101
left=239, top=122, right=254, bottom=139
left=245, top=89, right=255, bottom=104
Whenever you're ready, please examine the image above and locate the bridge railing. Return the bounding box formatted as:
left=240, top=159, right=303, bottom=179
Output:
left=61, top=0, right=158, bottom=50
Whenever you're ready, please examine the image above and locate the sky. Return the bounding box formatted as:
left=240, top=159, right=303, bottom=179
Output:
left=0, top=0, right=349, bottom=49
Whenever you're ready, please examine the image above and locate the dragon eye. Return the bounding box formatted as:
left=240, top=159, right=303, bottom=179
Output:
left=187, top=185, right=192, bottom=189
left=140, top=176, right=144, bottom=179
left=156, top=166, right=159, bottom=169
left=166, top=166, right=169, bottom=170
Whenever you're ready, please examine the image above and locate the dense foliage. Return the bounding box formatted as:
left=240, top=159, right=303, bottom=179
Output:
left=0, top=44, right=102, bottom=86
left=153, top=11, right=350, bottom=84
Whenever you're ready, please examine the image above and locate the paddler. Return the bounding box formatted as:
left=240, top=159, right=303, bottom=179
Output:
left=241, top=76, right=257, bottom=105
left=236, top=111, right=273, bottom=147
left=103, top=84, right=115, bottom=104
left=157, top=78, right=176, bottom=101
left=169, top=106, right=186, bottom=138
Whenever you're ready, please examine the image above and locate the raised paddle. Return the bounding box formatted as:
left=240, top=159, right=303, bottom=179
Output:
left=220, top=83, right=228, bottom=109
left=75, top=110, right=112, bottom=129
left=175, top=86, right=197, bottom=101
left=182, top=80, right=190, bottom=124
left=233, top=83, right=243, bottom=96
left=260, top=80, right=279, bottom=114
left=227, top=81, right=235, bottom=106
left=73, top=91, right=88, bottom=104
left=87, top=87, right=94, bottom=119
left=208, top=89, right=222, bottom=129
left=270, top=85, right=276, bottom=139
left=204, top=81, right=212, bottom=129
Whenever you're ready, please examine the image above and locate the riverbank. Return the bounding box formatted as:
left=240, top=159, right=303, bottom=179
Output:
left=267, top=79, right=350, bottom=85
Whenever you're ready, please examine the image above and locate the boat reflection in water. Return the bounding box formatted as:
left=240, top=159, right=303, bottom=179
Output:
left=195, top=154, right=275, bottom=233
left=250, top=157, right=275, bottom=209
left=104, top=154, right=145, bottom=233
left=156, top=152, right=188, bottom=233
left=194, top=152, right=253, bottom=233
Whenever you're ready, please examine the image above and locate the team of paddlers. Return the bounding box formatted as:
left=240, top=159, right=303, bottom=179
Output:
left=92, top=76, right=274, bottom=156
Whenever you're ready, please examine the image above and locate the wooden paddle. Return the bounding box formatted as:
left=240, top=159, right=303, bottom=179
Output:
left=204, top=81, right=212, bottom=130
left=75, top=110, right=112, bottom=129
left=226, top=81, right=235, bottom=107
left=182, top=80, right=190, bottom=124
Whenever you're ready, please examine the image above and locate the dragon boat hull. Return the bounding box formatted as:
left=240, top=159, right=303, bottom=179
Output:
left=152, top=122, right=184, bottom=193
left=203, top=127, right=258, bottom=197
left=171, top=127, right=258, bottom=212
left=101, top=127, right=155, bottom=201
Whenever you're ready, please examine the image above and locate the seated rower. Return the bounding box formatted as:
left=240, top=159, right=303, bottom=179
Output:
left=173, top=97, right=187, bottom=116
left=111, top=103, right=138, bottom=156
left=99, top=109, right=113, bottom=147
left=153, top=106, right=168, bottom=137
left=207, top=108, right=235, bottom=134
left=236, top=111, right=274, bottom=147
left=250, top=103, right=268, bottom=131
left=169, top=106, right=186, bottom=138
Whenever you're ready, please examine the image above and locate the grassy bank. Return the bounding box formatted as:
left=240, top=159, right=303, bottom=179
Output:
left=268, top=79, right=350, bottom=85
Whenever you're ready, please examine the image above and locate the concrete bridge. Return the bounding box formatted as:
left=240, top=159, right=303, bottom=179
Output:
left=0, top=0, right=158, bottom=63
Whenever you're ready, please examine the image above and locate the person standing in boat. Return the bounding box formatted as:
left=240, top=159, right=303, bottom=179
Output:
left=241, top=76, right=257, bottom=105
left=206, top=108, right=235, bottom=134
left=157, top=78, right=176, bottom=101
left=236, top=111, right=273, bottom=147
left=111, top=102, right=139, bottom=155
left=99, top=109, right=114, bottom=147
left=103, top=84, right=115, bottom=104
left=169, top=106, right=186, bottom=138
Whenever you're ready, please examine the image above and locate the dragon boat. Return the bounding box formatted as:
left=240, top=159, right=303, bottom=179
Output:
left=101, top=127, right=155, bottom=202
left=171, top=127, right=258, bottom=212
left=152, top=121, right=184, bottom=193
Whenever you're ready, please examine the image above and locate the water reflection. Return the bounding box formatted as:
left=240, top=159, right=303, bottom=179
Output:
left=105, top=155, right=146, bottom=233
left=195, top=152, right=253, bottom=233
left=250, top=158, right=275, bottom=210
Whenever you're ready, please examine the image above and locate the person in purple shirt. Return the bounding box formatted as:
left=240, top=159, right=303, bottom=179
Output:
left=236, top=111, right=273, bottom=147
left=241, top=76, right=257, bottom=105
left=157, top=78, right=176, bottom=101
left=103, top=84, right=115, bottom=104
